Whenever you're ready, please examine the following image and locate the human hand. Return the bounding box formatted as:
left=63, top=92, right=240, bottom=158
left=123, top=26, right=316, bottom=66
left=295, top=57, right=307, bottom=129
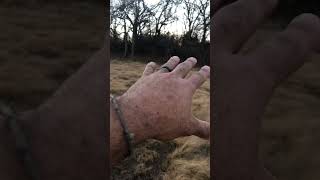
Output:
left=116, top=56, right=210, bottom=143
left=213, top=0, right=320, bottom=179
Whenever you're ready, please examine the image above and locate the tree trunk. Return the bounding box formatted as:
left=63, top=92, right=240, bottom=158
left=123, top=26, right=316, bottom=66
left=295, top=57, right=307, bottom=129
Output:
left=123, top=32, right=128, bottom=57
left=202, top=24, right=207, bottom=43
left=131, top=24, right=138, bottom=57
left=123, top=20, right=128, bottom=57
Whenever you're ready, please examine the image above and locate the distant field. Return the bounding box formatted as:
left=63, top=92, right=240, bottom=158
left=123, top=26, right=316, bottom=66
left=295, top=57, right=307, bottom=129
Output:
left=110, top=59, right=210, bottom=179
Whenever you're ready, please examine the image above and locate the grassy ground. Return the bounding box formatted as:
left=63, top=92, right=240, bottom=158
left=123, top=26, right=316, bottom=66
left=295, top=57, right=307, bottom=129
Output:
left=0, top=2, right=104, bottom=111
left=110, top=59, right=210, bottom=180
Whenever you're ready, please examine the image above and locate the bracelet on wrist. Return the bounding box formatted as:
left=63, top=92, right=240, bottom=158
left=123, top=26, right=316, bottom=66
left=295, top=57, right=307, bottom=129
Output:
left=110, top=95, right=135, bottom=156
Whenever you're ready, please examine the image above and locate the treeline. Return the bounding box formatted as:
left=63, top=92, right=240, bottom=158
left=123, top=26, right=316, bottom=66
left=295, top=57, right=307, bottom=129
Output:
left=111, top=0, right=210, bottom=66
left=111, top=32, right=210, bottom=66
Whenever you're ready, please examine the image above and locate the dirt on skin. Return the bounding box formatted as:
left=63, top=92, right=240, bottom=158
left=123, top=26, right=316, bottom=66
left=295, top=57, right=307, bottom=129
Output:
left=110, top=59, right=211, bottom=180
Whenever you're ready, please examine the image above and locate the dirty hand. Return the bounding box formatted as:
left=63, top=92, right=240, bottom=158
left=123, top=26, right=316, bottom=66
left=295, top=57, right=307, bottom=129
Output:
left=116, top=56, right=210, bottom=143
left=213, top=0, right=320, bottom=179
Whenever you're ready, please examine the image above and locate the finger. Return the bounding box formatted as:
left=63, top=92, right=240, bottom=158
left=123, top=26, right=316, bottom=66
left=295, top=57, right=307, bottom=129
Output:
left=142, top=62, right=158, bottom=76
left=249, top=14, right=320, bottom=83
left=188, top=66, right=210, bottom=92
left=213, top=0, right=278, bottom=53
left=158, top=56, right=180, bottom=73
left=190, top=117, right=210, bottom=139
left=172, top=57, right=197, bottom=78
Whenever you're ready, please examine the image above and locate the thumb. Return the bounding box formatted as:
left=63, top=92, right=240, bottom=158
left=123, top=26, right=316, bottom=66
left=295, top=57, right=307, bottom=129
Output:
left=190, top=117, right=210, bottom=139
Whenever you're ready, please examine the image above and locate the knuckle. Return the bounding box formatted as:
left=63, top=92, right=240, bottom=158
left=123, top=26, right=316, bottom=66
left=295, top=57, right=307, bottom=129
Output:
left=178, top=65, right=187, bottom=73
left=179, top=62, right=190, bottom=70
left=169, top=56, right=180, bottom=63
left=189, top=73, right=204, bottom=88
left=186, top=60, right=194, bottom=68
left=168, top=59, right=175, bottom=64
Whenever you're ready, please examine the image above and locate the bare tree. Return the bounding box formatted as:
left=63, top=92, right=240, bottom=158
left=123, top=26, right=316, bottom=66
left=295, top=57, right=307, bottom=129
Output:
left=182, top=0, right=201, bottom=38
left=112, top=0, right=130, bottom=57
left=124, top=0, right=153, bottom=57
left=152, top=0, right=179, bottom=37
left=197, top=0, right=210, bottom=43
left=112, top=0, right=154, bottom=57
left=110, top=1, right=120, bottom=39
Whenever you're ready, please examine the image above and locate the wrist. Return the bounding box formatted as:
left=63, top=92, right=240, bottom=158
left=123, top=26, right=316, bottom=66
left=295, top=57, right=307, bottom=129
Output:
left=116, top=94, right=154, bottom=144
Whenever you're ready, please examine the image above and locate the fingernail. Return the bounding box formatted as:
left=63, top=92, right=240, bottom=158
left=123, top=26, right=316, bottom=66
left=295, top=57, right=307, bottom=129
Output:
left=149, top=62, right=157, bottom=67
left=202, top=66, right=210, bottom=70
left=188, top=57, right=197, bottom=63
left=171, top=56, right=180, bottom=62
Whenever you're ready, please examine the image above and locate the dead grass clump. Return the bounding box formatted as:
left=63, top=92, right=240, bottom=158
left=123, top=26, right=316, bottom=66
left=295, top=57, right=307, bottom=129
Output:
left=162, top=158, right=209, bottom=180
left=111, top=139, right=176, bottom=180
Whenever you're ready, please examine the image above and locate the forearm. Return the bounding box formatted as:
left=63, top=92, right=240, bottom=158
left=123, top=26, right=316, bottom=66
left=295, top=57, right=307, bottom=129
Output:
left=19, top=46, right=107, bottom=180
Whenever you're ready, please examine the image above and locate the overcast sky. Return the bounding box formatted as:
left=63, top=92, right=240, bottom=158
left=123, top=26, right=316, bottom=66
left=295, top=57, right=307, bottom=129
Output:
left=146, top=0, right=185, bottom=35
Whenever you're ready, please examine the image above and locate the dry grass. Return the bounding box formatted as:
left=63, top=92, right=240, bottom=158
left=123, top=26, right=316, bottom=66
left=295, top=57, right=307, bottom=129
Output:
left=111, top=59, right=210, bottom=180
